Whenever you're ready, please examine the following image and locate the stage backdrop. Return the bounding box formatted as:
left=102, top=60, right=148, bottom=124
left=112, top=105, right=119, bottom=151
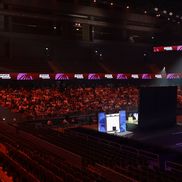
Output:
left=98, top=111, right=126, bottom=133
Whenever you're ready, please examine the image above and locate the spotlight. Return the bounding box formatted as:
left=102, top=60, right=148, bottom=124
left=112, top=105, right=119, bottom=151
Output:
left=161, top=66, right=166, bottom=74
left=169, top=12, right=173, bottom=16
left=75, top=23, right=81, bottom=27
left=126, top=6, right=129, bottom=9
left=154, top=7, right=159, bottom=11
left=163, top=10, right=167, bottom=14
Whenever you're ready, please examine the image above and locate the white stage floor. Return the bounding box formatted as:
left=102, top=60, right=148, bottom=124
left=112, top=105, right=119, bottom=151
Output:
left=108, top=131, right=134, bottom=137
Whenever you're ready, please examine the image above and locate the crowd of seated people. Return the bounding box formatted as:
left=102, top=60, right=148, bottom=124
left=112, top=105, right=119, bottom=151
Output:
left=0, top=85, right=139, bottom=120
left=1, top=84, right=182, bottom=120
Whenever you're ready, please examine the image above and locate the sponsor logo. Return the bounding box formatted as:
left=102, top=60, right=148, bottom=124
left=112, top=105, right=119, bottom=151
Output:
left=17, top=73, right=33, bottom=80
left=88, top=74, right=100, bottom=80
left=74, top=74, right=84, bottom=79
left=105, top=74, right=113, bottom=79
left=155, top=74, right=162, bottom=78
left=131, top=74, right=139, bottom=79
left=177, top=46, right=182, bottom=51
left=117, top=74, right=127, bottom=79
left=164, top=47, right=173, bottom=51
left=167, top=74, right=180, bottom=79
left=39, top=74, right=50, bottom=79
left=0, top=74, right=11, bottom=79
left=55, top=73, right=69, bottom=80
left=142, top=74, right=152, bottom=79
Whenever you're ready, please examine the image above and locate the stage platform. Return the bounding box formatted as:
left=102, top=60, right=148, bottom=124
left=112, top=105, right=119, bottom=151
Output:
left=82, top=123, right=182, bottom=153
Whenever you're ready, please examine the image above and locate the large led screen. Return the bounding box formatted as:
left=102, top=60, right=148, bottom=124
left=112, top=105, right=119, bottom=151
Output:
left=138, top=87, right=177, bottom=130
left=98, top=111, right=126, bottom=133
left=106, top=113, right=120, bottom=132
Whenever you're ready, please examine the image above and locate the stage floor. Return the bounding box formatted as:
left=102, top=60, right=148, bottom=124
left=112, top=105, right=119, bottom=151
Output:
left=82, top=123, right=182, bottom=153
left=128, top=125, right=182, bottom=153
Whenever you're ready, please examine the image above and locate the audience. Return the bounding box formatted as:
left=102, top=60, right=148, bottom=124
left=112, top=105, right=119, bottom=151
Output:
left=0, top=85, right=182, bottom=120
left=0, top=85, right=139, bottom=120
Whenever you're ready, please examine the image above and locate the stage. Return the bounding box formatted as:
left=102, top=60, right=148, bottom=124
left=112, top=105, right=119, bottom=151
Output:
left=82, top=122, right=182, bottom=153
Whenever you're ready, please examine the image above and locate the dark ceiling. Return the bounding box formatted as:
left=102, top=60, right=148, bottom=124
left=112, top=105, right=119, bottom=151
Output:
left=131, top=0, right=182, bottom=12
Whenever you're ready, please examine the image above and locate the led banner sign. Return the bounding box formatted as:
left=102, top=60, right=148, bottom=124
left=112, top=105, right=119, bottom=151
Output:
left=0, top=73, right=181, bottom=80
